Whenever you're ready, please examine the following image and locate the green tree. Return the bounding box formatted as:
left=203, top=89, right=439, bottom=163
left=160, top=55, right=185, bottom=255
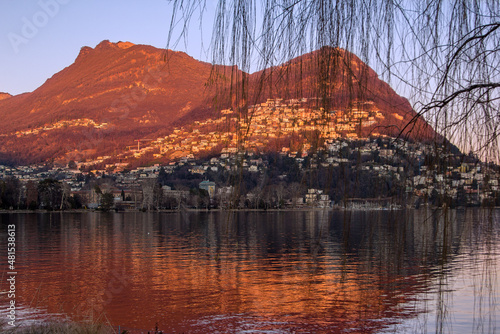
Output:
left=100, top=192, right=115, bottom=211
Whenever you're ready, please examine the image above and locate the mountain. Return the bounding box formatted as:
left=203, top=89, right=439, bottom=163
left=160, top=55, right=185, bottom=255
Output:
left=245, top=47, right=436, bottom=140
left=0, top=41, right=439, bottom=166
left=0, top=92, right=11, bottom=101
left=0, top=40, right=233, bottom=164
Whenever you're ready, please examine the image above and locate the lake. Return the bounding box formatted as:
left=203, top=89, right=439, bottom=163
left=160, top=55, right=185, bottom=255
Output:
left=0, top=209, right=499, bottom=333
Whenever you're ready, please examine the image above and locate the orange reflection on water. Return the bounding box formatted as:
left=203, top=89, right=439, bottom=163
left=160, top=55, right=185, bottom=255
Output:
left=3, top=211, right=455, bottom=333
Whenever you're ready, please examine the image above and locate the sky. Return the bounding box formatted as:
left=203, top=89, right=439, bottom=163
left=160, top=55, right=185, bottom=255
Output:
left=0, top=0, right=215, bottom=95
left=0, top=1, right=409, bottom=97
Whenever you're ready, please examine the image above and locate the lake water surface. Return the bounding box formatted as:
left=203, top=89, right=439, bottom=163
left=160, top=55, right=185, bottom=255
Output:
left=0, top=209, right=499, bottom=333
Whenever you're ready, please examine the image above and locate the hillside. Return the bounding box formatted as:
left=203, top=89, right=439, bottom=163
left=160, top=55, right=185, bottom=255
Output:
left=0, top=41, right=440, bottom=166
left=245, top=47, right=436, bottom=140
left=0, top=92, right=11, bottom=101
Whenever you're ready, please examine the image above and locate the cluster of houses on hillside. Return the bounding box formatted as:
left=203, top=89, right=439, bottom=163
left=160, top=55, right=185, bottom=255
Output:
left=1, top=134, right=499, bottom=209
left=85, top=98, right=387, bottom=167
left=13, top=118, right=109, bottom=137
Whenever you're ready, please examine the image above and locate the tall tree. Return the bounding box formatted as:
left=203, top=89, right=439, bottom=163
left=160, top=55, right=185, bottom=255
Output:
left=100, top=192, right=115, bottom=212
left=38, top=178, right=62, bottom=210
left=141, top=178, right=160, bottom=210
left=26, top=180, right=38, bottom=210
left=0, top=177, right=21, bottom=209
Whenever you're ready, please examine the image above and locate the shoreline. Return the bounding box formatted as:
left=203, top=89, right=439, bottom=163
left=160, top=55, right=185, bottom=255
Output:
left=0, top=206, right=496, bottom=214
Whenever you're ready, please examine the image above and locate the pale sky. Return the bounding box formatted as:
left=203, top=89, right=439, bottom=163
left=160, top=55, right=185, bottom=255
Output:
left=0, top=1, right=409, bottom=97
left=0, top=0, right=215, bottom=95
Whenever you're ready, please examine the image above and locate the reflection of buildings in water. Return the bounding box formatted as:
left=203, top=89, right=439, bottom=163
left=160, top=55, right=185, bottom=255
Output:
left=9, top=209, right=499, bottom=332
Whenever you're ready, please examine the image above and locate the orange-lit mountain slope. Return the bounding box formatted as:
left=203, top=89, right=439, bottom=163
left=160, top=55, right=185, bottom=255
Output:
left=0, top=41, right=439, bottom=165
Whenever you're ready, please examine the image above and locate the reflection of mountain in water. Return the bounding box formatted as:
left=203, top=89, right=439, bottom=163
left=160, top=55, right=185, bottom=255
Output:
left=4, top=209, right=498, bottom=333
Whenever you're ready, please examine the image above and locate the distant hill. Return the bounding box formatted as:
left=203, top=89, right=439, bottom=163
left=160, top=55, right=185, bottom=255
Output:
left=0, top=40, right=440, bottom=166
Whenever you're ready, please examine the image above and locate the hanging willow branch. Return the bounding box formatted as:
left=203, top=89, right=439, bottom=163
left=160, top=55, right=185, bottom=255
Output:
left=167, top=0, right=500, bottom=161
